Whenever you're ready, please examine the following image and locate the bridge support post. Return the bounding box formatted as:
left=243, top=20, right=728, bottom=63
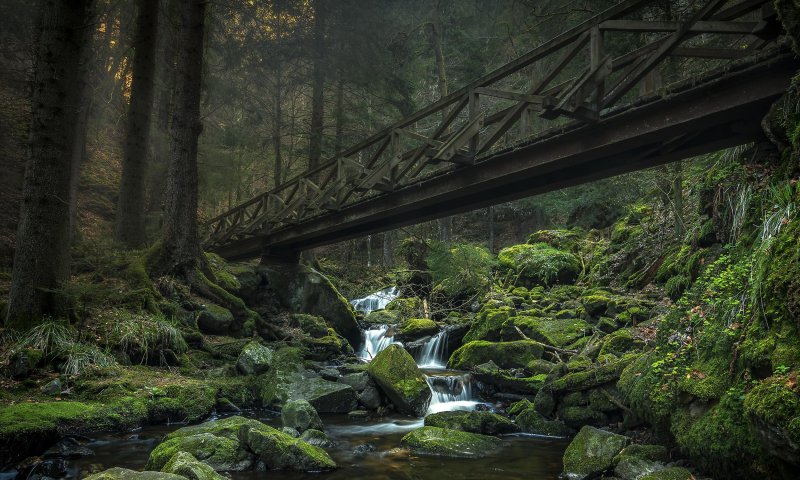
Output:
left=260, top=247, right=301, bottom=266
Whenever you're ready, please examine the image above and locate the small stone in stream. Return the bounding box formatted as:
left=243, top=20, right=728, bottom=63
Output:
left=43, top=437, right=94, bottom=459
left=319, top=368, right=340, bottom=381
left=358, top=385, right=382, bottom=409
left=281, top=427, right=300, bottom=438
left=400, top=427, right=504, bottom=458
left=352, top=444, right=376, bottom=456
left=347, top=410, right=370, bottom=421
left=474, top=403, right=491, bottom=412
left=41, top=378, right=63, bottom=396
left=300, top=429, right=335, bottom=448
left=84, top=467, right=186, bottom=480
left=281, top=399, right=324, bottom=433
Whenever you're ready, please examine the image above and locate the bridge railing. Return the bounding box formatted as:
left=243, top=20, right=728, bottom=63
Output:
left=204, top=0, right=782, bottom=250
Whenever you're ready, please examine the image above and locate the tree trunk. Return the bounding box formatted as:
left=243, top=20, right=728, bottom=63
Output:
left=383, top=231, right=394, bottom=268
left=487, top=206, right=495, bottom=252
left=115, top=0, right=159, bottom=248
left=333, top=73, right=345, bottom=155
left=308, top=0, right=326, bottom=174
left=273, top=59, right=283, bottom=187
left=153, top=0, right=205, bottom=276
left=429, top=2, right=452, bottom=244
left=7, top=0, right=92, bottom=328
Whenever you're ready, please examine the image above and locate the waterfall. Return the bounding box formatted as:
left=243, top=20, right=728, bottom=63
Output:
left=357, top=325, right=396, bottom=361
left=416, top=330, right=449, bottom=369
left=425, top=373, right=479, bottom=414
left=350, top=286, right=399, bottom=314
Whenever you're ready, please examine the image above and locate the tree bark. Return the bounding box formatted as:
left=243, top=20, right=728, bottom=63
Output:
left=429, top=1, right=452, bottom=244
left=115, top=0, right=159, bottom=248
left=333, top=73, right=345, bottom=155
left=308, top=0, right=326, bottom=174
left=383, top=230, right=394, bottom=268
left=154, top=0, right=205, bottom=276
left=273, top=58, right=283, bottom=187
left=7, top=0, right=92, bottom=328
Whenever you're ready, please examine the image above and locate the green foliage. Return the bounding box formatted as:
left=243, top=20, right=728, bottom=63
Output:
left=426, top=242, right=495, bottom=297
left=97, top=309, right=188, bottom=363
left=497, top=243, right=580, bottom=287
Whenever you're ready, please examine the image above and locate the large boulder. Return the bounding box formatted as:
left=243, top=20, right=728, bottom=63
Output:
left=197, top=304, right=235, bottom=335
left=281, top=400, right=323, bottom=433
left=394, top=319, right=439, bottom=342
left=562, top=426, right=630, bottom=480
left=497, top=243, right=580, bottom=287
left=146, top=416, right=335, bottom=473
left=236, top=341, right=273, bottom=375
left=424, top=411, right=518, bottom=436
left=84, top=468, right=185, bottom=480
left=161, top=452, right=226, bottom=480
left=515, top=408, right=574, bottom=437
left=367, top=344, right=431, bottom=416
left=261, top=264, right=360, bottom=346
left=448, top=340, right=544, bottom=370
left=400, top=426, right=504, bottom=458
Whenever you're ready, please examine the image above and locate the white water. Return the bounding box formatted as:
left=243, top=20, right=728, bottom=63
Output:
left=425, top=373, right=480, bottom=414
left=416, top=330, right=449, bottom=369
left=350, top=286, right=399, bottom=314
left=357, top=325, right=397, bottom=361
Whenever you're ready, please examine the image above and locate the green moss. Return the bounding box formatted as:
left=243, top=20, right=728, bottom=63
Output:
left=618, top=351, right=676, bottom=427
left=463, top=306, right=514, bottom=343
left=162, top=451, right=226, bottom=480
left=527, top=229, right=583, bottom=252
left=515, top=408, right=573, bottom=436
left=385, top=297, right=422, bottom=318
left=363, top=309, right=401, bottom=325
left=0, top=401, right=97, bottom=439
left=509, top=316, right=590, bottom=348
left=599, top=329, right=635, bottom=357
left=670, top=388, right=761, bottom=478
left=367, top=344, right=430, bottom=416
left=562, top=426, right=629, bottom=479
left=498, top=243, right=580, bottom=287
left=424, top=411, right=518, bottom=435
left=288, top=314, right=328, bottom=337
left=400, top=426, right=504, bottom=458
left=743, top=376, right=800, bottom=445
left=639, top=467, right=694, bottom=480
left=552, top=354, right=637, bottom=393
left=448, top=340, right=544, bottom=370
left=396, top=318, right=439, bottom=341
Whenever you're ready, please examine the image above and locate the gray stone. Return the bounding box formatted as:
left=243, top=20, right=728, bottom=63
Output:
left=281, top=427, right=300, bottom=438
left=84, top=468, right=186, bottom=480
left=299, top=429, right=335, bottom=448
left=339, top=372, right=369, bottom=392
left=562, top=426, right=630, bottom=480
left=358, top=385, right=382, bottom=409
left=41, top=378, right=63, bottom=396
left=281, top=399, right=323, bottom=433
left=236, top=341, right=273, bottom=375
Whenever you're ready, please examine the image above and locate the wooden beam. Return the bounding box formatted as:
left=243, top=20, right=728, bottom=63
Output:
left=473, top=87, right=546, bottom=104
left=599, top=20, right=756, bottom=34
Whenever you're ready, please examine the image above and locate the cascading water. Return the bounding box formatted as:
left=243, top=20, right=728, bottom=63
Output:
left=416, top=330, right=449, bottom=368
left=350, top=286, right=399, bottom=314
left=357, top=325, right=396, bottom=361
left=424, top=373, right=480, bottom=414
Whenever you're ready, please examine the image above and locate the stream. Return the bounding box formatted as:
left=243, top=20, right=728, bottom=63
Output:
left=9, top=289, right=569, bottom=479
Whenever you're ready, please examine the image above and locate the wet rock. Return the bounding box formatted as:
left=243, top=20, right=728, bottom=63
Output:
left=236, top=341, right=273, bottom=375
left=41, top=379, right=63, bottom=396
left=300, top=429, right=335, bottom=448
left=285, top=375, right=358, bottom=413
left=358, top=385, right=382, bottom=409
left=338, top=372, right=369, bottom=392
left=363, top=309, right=401, bottom=326
left=515, top=409, right=574, bottom=437
left=319, top=368, right=340, bottom=381
left=281, top=399, right=323, bottom=433
left=400, top=426, right=504, bottom=458
left=84, top=467, right=186, bottom=480
left=394, top=319, right=438, bottom=342
left=614, top=456, right=665, bottom=480
left=639, top=467, right=694, bottom=480
left=261, top=264, right=360, bottom=346
left=448, top=340, right=544, bottom=370
left=43, top=437, right=94, bottom=459
left=215, top=398, right=241, bottom=414
left=424, top=411, right=518, bottom=436
left=10, top=349, right=42, bottom=379
left=281, top=427, right=300, bottom=438
left=239, top=420, right=336, bottom=471
left=352, top=444, right=376, bottom=456
left=161, top=451, right=226, bottom=480
left=347, top=410, right=370, bottom=421
left=367, top=345, right=431, bottom=417
left=562, top=426, right=630, bottom=480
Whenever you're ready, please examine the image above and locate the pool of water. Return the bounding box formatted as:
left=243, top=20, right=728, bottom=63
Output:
left=62, top=410, right=567, bottom=480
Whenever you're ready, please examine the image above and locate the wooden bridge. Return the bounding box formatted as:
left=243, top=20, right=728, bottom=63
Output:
left=204, top=0, right=798, bottom=261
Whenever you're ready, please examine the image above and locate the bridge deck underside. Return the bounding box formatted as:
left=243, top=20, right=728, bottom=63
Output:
left=213, top=54, right=797, bottom=261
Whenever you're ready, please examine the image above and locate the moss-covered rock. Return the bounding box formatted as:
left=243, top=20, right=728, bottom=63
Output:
left=197, top=303, right=235, bottom=335
left=84, top=468, right=185, bottom=480
left=552, top=355, right=637, bottom=393
left=363, top=309, right=401, bottom=326
left=385, top=297, right=422, bottom=319
left=395, top=318, right=439, bottom=342
left=400, top=426, right=504, bottom=458
left=639, top=467, right=694, bottom=480
left=497, top=243, right=580, bottom=287
left=527, top=229, right=583, bottom=252
left=367, top=344, right=431, bottom=416
left=299, top=429, right=335, bottom=448
left=513, top=315, right=591, bottom=348
left=448, top=340, right=544, bottom=370
left=261, top=263, right=360, bottom=346
left=515, top=408, right=574, bottom=437
left=562, top=426, right=630, bottom=480
left=281, top=399, right=323, bottom=433
left=161, top=451, right=226, bottom=480
left=598, top=329, right=636, bottom=357
left=743, top=376, right=800, bottom=464
left=238, top=420, right=336, bottom=471
left=147, top=432, right=251, bottom=471
left=462, top=306, right=515, bottom=343
left=424, top=410, right=518, bottom=436
left=236, top=341, right=273, bottom=375
left=288, top=314, right=329, bottom=337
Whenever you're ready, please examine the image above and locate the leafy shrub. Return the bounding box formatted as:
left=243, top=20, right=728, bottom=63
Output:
left=497, top=243, right=580, bottom=287
left=426, top=242, right=495, bottom=297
